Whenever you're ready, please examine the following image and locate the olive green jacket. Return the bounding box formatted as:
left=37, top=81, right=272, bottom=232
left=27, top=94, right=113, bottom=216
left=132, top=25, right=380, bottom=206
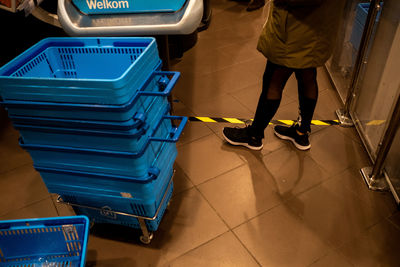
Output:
left=257, top=0, right=345, bottom=69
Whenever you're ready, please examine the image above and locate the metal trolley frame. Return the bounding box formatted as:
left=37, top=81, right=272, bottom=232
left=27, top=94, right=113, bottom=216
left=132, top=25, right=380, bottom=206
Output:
left=56, top=176, right=173, bottom=244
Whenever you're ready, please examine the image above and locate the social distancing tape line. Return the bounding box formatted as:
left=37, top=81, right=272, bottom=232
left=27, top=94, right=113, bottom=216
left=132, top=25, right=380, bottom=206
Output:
left=366, top=120, right=386, bottom=126
left=188, top=117, right=343, bottom=126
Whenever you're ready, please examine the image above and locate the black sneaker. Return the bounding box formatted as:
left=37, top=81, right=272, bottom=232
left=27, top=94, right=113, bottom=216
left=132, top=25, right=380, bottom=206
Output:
left=223, top=126, right=263, bottom=150
left=273, top=124, right=311, bottom=150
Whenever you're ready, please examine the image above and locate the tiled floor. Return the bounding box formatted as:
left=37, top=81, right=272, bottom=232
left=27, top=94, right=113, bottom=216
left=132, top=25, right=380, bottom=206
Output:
left=1, top=0, right=400, bottom=266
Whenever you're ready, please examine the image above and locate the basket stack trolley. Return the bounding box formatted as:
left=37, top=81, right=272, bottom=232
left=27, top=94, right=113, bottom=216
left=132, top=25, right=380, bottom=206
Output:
left=0, top=37, right=187, bottom=244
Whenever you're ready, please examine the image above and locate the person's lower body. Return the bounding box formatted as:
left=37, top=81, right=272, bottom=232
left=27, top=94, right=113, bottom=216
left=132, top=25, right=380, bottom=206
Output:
left=246, top=0, right=265, bottom=11
left=223, top=61, right=318, bottom=151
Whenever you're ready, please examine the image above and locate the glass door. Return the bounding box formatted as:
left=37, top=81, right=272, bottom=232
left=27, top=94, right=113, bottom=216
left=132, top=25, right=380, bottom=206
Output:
left=350, top=0, right=400, bottom=159
left=326, top=0, right=375, bottom=102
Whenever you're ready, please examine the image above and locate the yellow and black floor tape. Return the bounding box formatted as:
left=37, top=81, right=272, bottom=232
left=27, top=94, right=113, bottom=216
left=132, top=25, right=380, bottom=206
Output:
left=188, top=117, right=339, bottom=125
left=188, top=117, right=386, bottom=126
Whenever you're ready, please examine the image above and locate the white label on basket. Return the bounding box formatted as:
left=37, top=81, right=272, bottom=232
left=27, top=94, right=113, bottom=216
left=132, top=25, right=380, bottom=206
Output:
left=120, top=192, right=133, bottom=198
left=100, top=206, right=117, bottom=219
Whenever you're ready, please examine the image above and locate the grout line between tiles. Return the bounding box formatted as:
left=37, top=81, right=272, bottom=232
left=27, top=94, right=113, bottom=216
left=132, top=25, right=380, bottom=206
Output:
left=0, top=195, right=52, bottom=218
left=386, top=216, right=400, bottom=231
left=0, top=162, right=33, bottom=176
left=193, top=162, right=247, bottom=188
left=166, top=230, right=230, bottom=265
left=229, top=229, right=263, bottom=267
left=176, top=131, right=215, bottom=148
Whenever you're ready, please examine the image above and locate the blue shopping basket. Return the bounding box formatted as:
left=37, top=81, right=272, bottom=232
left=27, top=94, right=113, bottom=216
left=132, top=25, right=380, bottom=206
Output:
left=0, top=71, right=179, bottom=122
left=0, top=37, right=160, bottom=105
left=0, top=216, right=89, bottom=267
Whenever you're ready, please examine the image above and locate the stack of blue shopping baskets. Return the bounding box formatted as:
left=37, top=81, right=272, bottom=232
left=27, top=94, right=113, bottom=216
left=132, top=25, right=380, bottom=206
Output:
left=0, top=37, right=187, bottom=244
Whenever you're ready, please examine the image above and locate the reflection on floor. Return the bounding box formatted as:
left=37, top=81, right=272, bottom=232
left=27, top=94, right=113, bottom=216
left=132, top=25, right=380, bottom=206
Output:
left=1, top=0, right=400, bottom=266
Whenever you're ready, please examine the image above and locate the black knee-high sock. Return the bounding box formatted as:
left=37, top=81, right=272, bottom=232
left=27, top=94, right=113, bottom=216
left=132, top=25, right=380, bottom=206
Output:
left=250, top=62, right=293, bottom=138
left=298, top=96, right=317, bottom=133
left=295, top=68, right=318, bottom=133
left=250, top=98, right=281, bottom=137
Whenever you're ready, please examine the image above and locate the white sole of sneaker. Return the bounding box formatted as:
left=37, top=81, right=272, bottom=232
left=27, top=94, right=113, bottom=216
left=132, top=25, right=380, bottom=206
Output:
left=274, top=130, right=311, bottom=151
left=222, top=132, right=263, bottom=151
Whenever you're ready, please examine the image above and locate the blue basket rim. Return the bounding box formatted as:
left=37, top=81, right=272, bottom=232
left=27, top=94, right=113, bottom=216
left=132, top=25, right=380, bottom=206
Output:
left=0, top=68, right=173, bottom=112
left=0, top=37, right=157, bottom=84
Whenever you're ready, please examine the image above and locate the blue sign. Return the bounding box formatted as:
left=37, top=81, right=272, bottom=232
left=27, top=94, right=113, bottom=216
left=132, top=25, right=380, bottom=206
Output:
left=72, top=0, right=188, bottom=15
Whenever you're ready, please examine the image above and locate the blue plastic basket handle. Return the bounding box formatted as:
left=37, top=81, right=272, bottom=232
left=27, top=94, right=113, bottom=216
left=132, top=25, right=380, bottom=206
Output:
left=139, top=71, right=180, bottom=97
left=150, top=115, right=188, bottom=143
left=0, top=71, right=180, bottom=111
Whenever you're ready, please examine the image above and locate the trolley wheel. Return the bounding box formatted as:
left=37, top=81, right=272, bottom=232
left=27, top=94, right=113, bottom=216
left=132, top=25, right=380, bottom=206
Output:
left=140, top=232, right=154, bottom=244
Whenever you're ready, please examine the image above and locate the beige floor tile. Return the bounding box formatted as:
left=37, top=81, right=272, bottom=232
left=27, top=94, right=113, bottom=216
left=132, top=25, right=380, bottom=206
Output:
left=218, top=37, right=263, bottom=66
left=233, top=205, right=331, bottom=267
left=85, top=188, right=228, bottom=265
left=0, top=164, right=50, bottom=216
left=307, top=127, right=370, bottom=176
left=200, top=3, right=267, bottom=34
left=262, top=146, right=330, bottom=200
left=176, top=134, right=244, bottom=185
left=336, top=125, right=364, bottom=145
left=198, top=163, right=282, bottom=228
left=189, top=93, right=254, bottom=118
left=242, top=55, right=268, bottom=79
left=176, top=121, right=214, bottom=148
left=230, top=81, right=296, bottom=115
left=317, top=67, right=336, bottom=92
left=168, top=231, right=259, bottom=267
left=338, top=219, right=400, bottom=267
left=171, top=99, right=214, bottom=146
left=0, top=197, right=58, bottom=220
left=196, top=26, right=247, bottom=51
left=171, top=43, right=238, bottom=76
left=309, top=249, right=353, bottom=267
left=287, top=176, right=384, bottom=248
left=172, top=163, right=194, bottom=196
left=272, top=99, right=300, bottom=122
left=85, top=229, right=170, bottom=267
left=314, top=89, right=342, bottom=120
left=329, top=167, right=398, bottom=218
left=389, top=212, right=400, bottom=230
left=0, top=122, right=33, bottom=174
left=173, top=61, right=261, bottom=107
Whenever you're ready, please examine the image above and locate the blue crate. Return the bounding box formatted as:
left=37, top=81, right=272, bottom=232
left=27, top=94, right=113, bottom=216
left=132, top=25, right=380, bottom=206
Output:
left=350, top=20, right=365, bottom=50
left=1, top=71, right=178, bottom=122
left=35, top=140, right=176, bottom=203
left=354, top=3, right=382, bottom=25
left=56, top=165, right=174, bottom=219
left=20, top=116, right=187, bottom=176
left=0, top=37, right=161, bottom=105
left=69, top=179, right=174, bottom=232
left=350, top=3, right=383, bottom=50
left=9, top=111, right=146, bottom=131
left=0, top=216, right=89, bottom=267
left=13, top=96, right=169, bottom=152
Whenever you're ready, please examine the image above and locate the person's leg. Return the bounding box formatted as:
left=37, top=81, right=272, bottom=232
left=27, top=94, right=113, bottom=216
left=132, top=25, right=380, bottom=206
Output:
left=223, top=61, right=293, bottom=150
left=295, top=68, right=319, bottom=133
left=274, top=68, right=318, bottom=150
left=249, top=61, right=293, bottom=137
